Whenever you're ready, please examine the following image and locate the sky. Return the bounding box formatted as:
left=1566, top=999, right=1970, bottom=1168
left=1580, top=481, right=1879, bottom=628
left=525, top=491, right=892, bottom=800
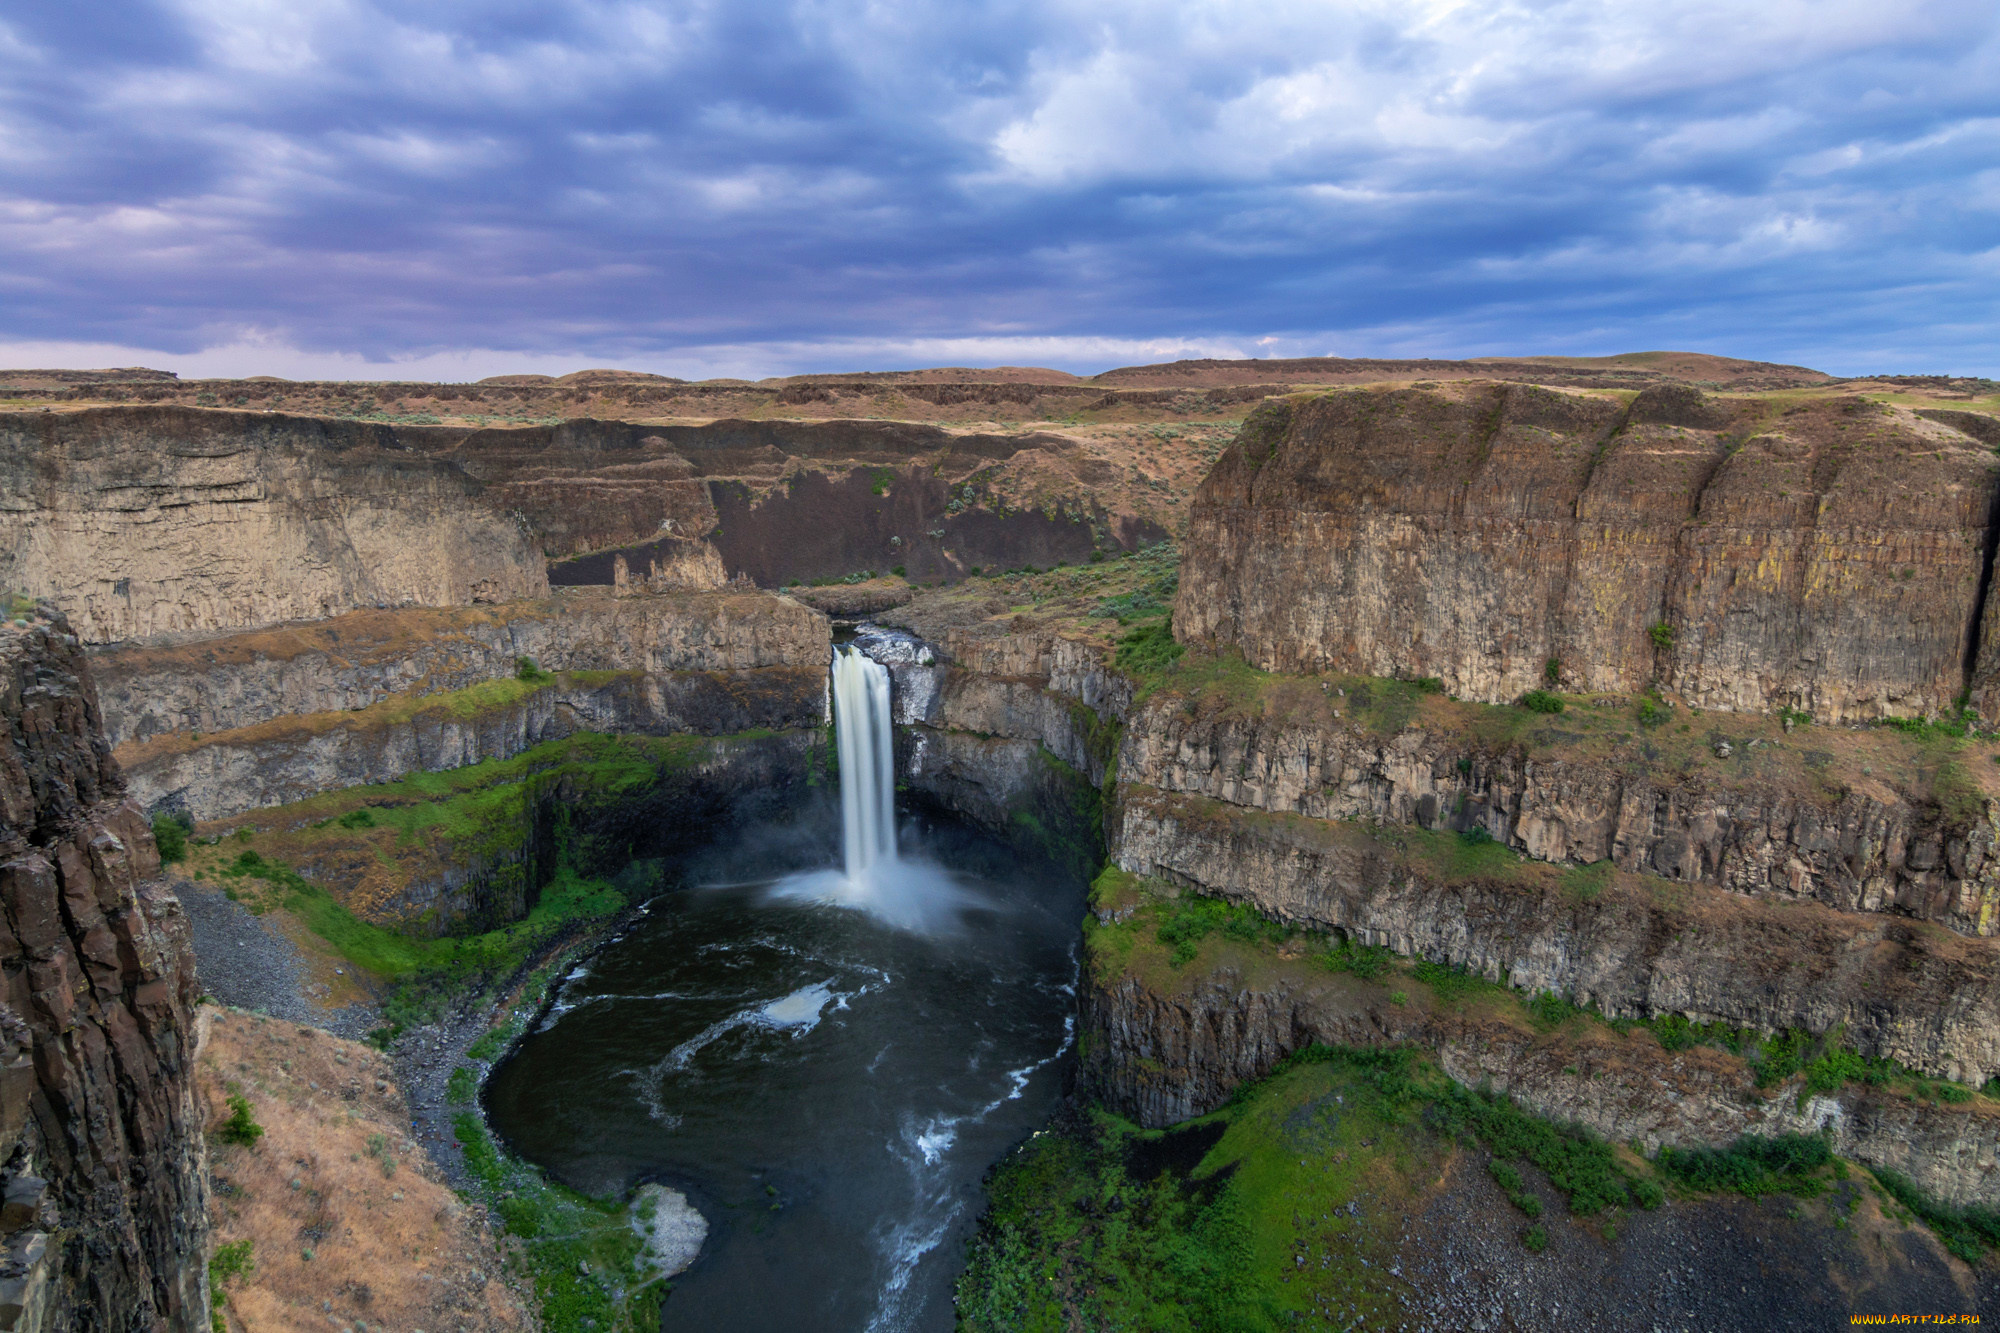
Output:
left=1, top=0, right=1996, bottom=381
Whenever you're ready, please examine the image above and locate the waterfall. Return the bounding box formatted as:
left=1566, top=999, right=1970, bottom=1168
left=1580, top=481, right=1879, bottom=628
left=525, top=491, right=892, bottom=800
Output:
left=832, top=645, right=897, bottom=880
left=773, top=638, right=970, bottom=931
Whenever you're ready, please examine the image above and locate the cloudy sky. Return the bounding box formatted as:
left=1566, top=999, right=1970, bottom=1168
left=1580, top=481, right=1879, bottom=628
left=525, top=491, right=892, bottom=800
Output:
left=1, top=0, right=1996, bottom=379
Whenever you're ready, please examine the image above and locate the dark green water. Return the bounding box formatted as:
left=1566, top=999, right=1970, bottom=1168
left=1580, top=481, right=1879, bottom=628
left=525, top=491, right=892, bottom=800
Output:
left=483, top=816, right=1082, bottom=1332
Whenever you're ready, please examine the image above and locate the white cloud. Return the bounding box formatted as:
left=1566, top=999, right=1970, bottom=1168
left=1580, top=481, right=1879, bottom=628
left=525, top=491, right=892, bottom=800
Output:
left=1, top=0, right=1998, bottom=375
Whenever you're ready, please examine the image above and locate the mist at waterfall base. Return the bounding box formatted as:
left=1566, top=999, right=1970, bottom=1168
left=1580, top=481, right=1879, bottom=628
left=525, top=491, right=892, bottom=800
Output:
left=482, top=646, right=1082, bottom=1331
left=766, top=645, right=980, bottom=934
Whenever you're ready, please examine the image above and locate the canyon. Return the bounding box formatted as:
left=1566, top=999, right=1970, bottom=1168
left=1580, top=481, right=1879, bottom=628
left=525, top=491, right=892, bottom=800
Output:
left=5, top=356, right=2000, bottom=1327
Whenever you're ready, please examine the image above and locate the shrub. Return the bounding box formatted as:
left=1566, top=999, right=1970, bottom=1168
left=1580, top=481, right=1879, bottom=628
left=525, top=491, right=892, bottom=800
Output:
left=1425, top=1083, right=1640, bottom=1216
left=215, top=1094, right=264, bottom=1148
left=1458, top=825, right=1492, bottom=846
left=1652, top=1013, right=1696, bottom=1052
left=1411, top=676, right=1446, bottom=694
left=1518, top=689, right=1564, bottom=715
left=1320, top=938, right=1394, bottom=980
left=1115, top=621, right=1184, bottom=676
left=1524, top=1224, right=1548, bottom=1252
left=210, top=1239, right=254, bottom=1284
left=1411, top=958, right=1494, bottom=1002
left=336, top=807, right=376, bottom=830
left=514, top=655, right=551, bottom=683
left=209, top=1238, right=254, bottom=1333
left=1155, top=895, right=1286, bottom=966
left=1648, top=622, right=1675, bottom=651
left=891, top=565, right=906, bottom=577
left=151, top=812, right=192, bottom=864
left=1657, top=1133, right=1830, bottom=1194
left=1637, top=695, right=1670, bottom=728
left=1543, top=657, right=1561, bottom=686
left=1527, top=991, right=1580, bottom=1029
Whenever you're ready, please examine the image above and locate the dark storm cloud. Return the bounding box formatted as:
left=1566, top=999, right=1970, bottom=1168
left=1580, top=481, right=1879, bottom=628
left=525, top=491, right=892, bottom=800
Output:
left=1, top=0, right=1996, bottom=376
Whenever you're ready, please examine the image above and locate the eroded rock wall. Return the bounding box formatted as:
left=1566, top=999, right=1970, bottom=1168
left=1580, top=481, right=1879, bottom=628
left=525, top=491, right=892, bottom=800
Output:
left=1113, top=784, right=2000, bottom=1083
left=1084, top=967, right=2000, bottom=1208
left=91, top=590, right=828, bottom=748
left=120, top=665, right=827, bottom=824
left=0, top=610, right=208, bottom=1331
left=1119, top=698, right=2000, bottom=935
left=1176, top=387, right=2000, bottom=722
left=0, top=408, right=547, bottom=643
left=0, top=408, right=1172, bottom=644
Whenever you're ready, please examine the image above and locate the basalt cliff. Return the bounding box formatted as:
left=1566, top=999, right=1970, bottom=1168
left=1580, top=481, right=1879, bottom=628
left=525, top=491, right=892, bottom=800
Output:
left=0, top=609, right=208, bottom=1332
left=1177, top=386, right=2000, bottom=722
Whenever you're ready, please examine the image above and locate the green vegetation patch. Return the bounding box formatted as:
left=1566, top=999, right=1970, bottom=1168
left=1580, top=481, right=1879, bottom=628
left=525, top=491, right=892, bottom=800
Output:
left=213, top=1093, right=264, bottom=1148
left=958, top=1045, right=1664, bottom=1332
left=1153, top=893, right=1294, bottom=967
left=214, top=848, right=625, bottom=1045
left=1657, top=1134, right=1832, bottom=1198
left=208, top=1239, right=254, bottom=1333
left=1091, top=542, right=1180, bottom=622
left=152, top=811, right=193, bottom=864
left=454, top=1113, right=667, bottom=1333
left=1114, top=621, right=1184, bottom=677
left=1871, top=1167, right=2000, bottom=1262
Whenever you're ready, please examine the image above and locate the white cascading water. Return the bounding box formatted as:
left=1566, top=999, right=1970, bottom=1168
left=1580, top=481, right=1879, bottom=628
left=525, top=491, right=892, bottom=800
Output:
left=768, top=639, right=977, bottom=933
left=832, top=645, right=898, bottom=878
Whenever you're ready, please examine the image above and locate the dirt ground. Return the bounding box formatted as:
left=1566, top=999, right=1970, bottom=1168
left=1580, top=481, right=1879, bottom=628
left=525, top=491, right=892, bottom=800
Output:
left=197, top=1006, right=536, bottom=1333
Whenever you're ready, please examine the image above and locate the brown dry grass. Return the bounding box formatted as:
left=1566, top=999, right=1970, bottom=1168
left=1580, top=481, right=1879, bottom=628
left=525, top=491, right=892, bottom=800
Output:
left=197, top=1007, right=536, bottom=1333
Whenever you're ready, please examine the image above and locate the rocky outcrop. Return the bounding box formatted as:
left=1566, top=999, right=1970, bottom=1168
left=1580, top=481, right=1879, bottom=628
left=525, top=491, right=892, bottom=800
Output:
left=0, top=407, right=1178, bottom=644
left=1176, top=387, right=2000, bottom=722
left=0, top=408, right=547, bottom=643
left=90, top=590, right=828, bottom=748
left=0, top=608, right=208, bottom=1331
left=1113, top=783, right=2000, bottom=1083
left=336, top=728, right=820, bottom=933
left=1084, top=964, right=2000, bottom=1208
left=120, top=665, right=827, bottom=824
left=1118, top=697, right=2000, bottom=936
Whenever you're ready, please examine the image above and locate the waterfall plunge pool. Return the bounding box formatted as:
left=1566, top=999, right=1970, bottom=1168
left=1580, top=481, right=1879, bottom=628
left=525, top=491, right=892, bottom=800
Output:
left=483, top=644, right=1085, bottom=1331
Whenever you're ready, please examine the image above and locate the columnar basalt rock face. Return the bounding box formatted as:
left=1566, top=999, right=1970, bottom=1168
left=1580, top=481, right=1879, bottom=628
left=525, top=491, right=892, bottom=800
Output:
left=1083, top=967, right=2000, bottom=1208
left=90, top=591, right=829, bottom=748
left=119, top=666, right=829, bottom=824
left=0, top=408, right=548, bottom=644
left=1118, top=699, right=2000, bottom=936
left=1177, top=387, right=2000, bottom=722
left=0, top=610, right=208, bottom=1332
left=1113, top=784, right=2000, bottom=1083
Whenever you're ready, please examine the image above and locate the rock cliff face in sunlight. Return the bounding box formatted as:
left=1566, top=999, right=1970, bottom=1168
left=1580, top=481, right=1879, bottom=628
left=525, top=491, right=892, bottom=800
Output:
left=0, top=409, right=549, bottom=643
left=1175, top=386, right=2000, bottom=723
